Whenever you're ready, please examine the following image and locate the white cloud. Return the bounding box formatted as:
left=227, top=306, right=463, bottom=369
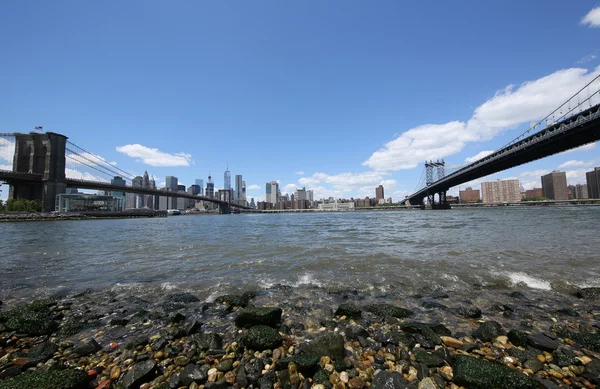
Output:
left=296, top=171, right=304, bottom=175
left=116, top=144, right=192, bottom=167
left=558, top=160, right=596, bottom=169
left=247, top=184, right=261, bottom=191
left=582, top=7, right=600, bottom=27
left=465, top=150, right=495, bottom=164
left=0, top=163, right=12, bottom=171
left=363, top=66, right=600, bottom=172
left=565, top=169, right=589, bottom=185
left=283, top=184, right=297, bottom=194
left=0, top=138, right=15, bottom=163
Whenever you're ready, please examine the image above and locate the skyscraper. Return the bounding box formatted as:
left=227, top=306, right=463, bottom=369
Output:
left=541, top=171, right=568, bottom=200
left=224, top=166, right=231, bottom=190
left=110, top=176, right=126, bottom=210
left=376, top=185, right=385, bottom=200
left=306, top=190, right=314, bottom=201
left=195, top=179, right=204, bottom=195
left=241, top=180, right=246, bottom=203
left=235, top=175, right=243, bottom=202
left=206, top=174, right=215, bottom=199
left=266, top=181, right=279, bottom=205
left=586, top=167, right=600, bottom=199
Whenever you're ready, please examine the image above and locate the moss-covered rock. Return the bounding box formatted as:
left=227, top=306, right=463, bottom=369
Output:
left=277, top=355, right=320, bottom=374
left=235, top=307, right=282, bottom=328
left=363, top=304, right=413, bottom=319
left=215, top=291, right=256, bottom=308
left=334, top=303, right=362, bottom=319
left=299, top=333, right=345, bottom=359
left=0, top=368, right=88, bottom=389
left=413, top=348, right=445, bottom=367
left=0, top=300, right=58, bottom=336
left=453, top=355, right=540, bottom=389
left=565, top=332, right=600, bottom=352
left=241, top=325, right=282, bottom=350
left=472, top=321, right=505, bottom=342
left=507, top=329, right=529, bottom=347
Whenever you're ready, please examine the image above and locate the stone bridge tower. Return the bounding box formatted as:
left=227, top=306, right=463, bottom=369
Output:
left=9, top=132, right=68, bottom=212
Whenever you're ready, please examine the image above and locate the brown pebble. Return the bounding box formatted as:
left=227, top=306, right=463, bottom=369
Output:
left=139, top=384, right=151, bottom=389
left=440, top=336, right=464, bottom=348
left=548, top=370, right=563, bottom=379
left=347, top=377, right=365, bottom=389
left=110, top=366, right=121, bottom=381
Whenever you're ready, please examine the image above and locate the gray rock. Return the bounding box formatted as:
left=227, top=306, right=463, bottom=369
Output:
left=166, top=292, right=200, bottom=303
left=577, top=287, right=600, bottom=300
left=29, top=341, right=58, bottom=361
left=507, top=329, right=529, bottom=347
left=194, top=333, right=223, bottom=350
left=418, top=377, right=440, bottom=389
left=217, top=359, right=233, bottom=372
left=179, top=364, right=209, bottom=386
left=523, top=358, right=544, bottom=373
left=73, top=339, right=101, bottom=357
left=370, top=371, right=410, bottom=389
left=364, top=304, right=414, bottom=319
left=453, top=355, right=539, bottom=389
left=551, top=348, right=578, bottom=367
left=584, top=359, right=600, bottom=385
left=335, top=303, right=362, bottom=319
left=121, top=360, right=157, bottom=389
left=472, top=321, right=505, bottom=342
left=300, top=332, right=345, bottom=359
left=242, top=325, right=282, bottom=350
left=527, top=334, right=558, bottom=352
left=235, top=306, right=282, bottom=328
left=205, top=380, right=229, bottom=389
left=454, top=306, right=482, bottom=319
left=414, top=348, right=445, bottom=368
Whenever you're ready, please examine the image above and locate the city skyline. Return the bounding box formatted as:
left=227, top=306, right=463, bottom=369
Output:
left=1, top=2, right=600, bottom=202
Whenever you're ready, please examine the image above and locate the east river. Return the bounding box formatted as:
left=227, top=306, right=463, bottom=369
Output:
left=2, top=207, right=600, bottom=388
left=1, top=207, right=599, bottom=303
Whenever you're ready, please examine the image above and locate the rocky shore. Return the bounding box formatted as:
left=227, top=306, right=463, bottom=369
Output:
left=1, top=285, right=600, bottom=389
left=0, top=210, right=167, bottom=222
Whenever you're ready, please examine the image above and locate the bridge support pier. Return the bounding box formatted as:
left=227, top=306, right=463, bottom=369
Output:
left=421, top=190, right=451, bottom=210
left=9, top=132, right=68, bottom=212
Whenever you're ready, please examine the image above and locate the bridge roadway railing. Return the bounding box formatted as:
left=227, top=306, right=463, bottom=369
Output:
left=407, top=103, right=600, bottom=202
left=0, top=170, right=43, bottom=181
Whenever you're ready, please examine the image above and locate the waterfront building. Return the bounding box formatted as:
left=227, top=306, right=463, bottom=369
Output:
left=574, top=183, right=589, bottom=199
left=56, top=193, right=124, bottom=212
left=250, top=198, right=256, bottom=208
left=294, top=187, right=307, bottom=201
left=376, top=185, right=384, bottom=200
left=318, top=200, right=355, bottom=211
left=524, top=188, right=544, bottom=199
left=266, top=181, right=279, bottom=205
left=241, top=180, right=246, bottom=204
left=224, top=166, right=231, bottom=191
left=306, top=190, right=314, bottom=202
left=586, top=167, right=600, bottom=199
left=481, top=179, right=521, bottom=203
left=541, top=171, right=568, bottom=200
left=459, top=187, right=480, bottom=202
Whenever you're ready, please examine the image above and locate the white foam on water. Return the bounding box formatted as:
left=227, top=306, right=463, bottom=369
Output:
left=506, top=272, right=552, bottom=290
left=160, top=282, right=178, bottom=291
left=294, top=273, right=324, bottom=287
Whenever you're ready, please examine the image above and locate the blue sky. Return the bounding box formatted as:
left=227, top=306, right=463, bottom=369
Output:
left=1, top=1, right=599, bottom=201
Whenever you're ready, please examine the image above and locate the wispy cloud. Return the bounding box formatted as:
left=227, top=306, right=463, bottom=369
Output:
left=296, top=171, right=304, bottom=175
left=465, top=150, right=495, bottom=164
left=116, top=144, right=192, bottom=167
left=363, top=66, right=600, bottom=172
left=557, top=160, right=596, bottom=169
left=581, top=6, right=600, bottom=27
left=247, top=184, right=261, bottom=191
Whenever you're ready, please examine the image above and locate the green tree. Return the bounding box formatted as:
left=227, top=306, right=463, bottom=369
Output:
left=0, top=199, right=4, bottom=212
left=5, top=199, right=42, bottom=212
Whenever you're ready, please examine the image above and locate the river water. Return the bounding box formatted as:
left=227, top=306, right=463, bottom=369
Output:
left=1, top=207, right=599, bottom=330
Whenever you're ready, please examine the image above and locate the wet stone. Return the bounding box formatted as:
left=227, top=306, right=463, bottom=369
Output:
left=524, top=358, right=544, bottom=373
left=527, top=333, right=559, bottom=352
left=414, top=348, right=445, bottom=368
left=552, top=348, right=578, bottom=367
left=370, top=371, right=410, bottom=389
left=180, top=364, right=209, bottom=386
left=454, top=306, right=482, bottom=319
left=205, top=379, right=229, bottom=389
left=165, top=292, right=200, bottom=304
left=335, top=303, right=362, bottom=319
left=194, top=333, right=223, bottom=351
left=299, top=332, right=345, bottom=359
left=577, top=287, right=600, bottom=300
left=73, top=338, right=102, bottom=357
left=242, top=325, right=282, bottom=350
left=364, top=304, right=414, bottom=319
left=217, top=359, right=233, bottom=372
left=507, top=329, right=529, bottom=347
left=472, top=321, right=505, bottom=342
left=0, top=368, right=87, bottom=389
left=584, top=359, right=600, bottom=385
left=453, top=355, right=539, bottom=389
left=121, top=360, right=157, bottom=389
left=235, top=306, right=283, bottom=328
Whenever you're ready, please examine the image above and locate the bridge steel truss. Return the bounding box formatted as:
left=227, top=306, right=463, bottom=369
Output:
left=407, top=103, right=600, bottom=207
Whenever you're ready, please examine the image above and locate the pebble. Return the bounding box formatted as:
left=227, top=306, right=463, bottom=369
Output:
left=110, top=366, right=121, bottom=381
left=347, top=377, right=365, bottom=389
left=438, top=366, right=453, bottom=381
left=440, top=336, right=464, bottom=348
left=340, top=371, right=349, bottom=383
